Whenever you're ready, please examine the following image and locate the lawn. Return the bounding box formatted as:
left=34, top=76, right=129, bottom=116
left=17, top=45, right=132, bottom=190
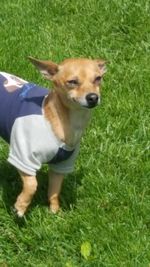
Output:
left=0, top=0, right=150, bottom=266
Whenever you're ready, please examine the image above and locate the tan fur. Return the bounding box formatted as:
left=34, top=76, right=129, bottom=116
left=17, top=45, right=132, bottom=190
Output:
left=14, top=57, right=107, bottom=216
left=15, top=171, right=38, bottom=217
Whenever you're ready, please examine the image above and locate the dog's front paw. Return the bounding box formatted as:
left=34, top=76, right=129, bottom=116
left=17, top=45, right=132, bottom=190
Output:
left=49, top=195, right=60, bottom=214
left=49, top=198, right=60, bottom=214
left=13, top=207, right=25, bottom=218
left=50, top=203, right=60, bottom=214
left=14, top=202, right=26, bottom=218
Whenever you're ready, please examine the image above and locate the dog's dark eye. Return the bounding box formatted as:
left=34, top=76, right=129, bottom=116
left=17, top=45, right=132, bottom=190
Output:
left=94, top=76, right=101, bottom=84
left=67, top=79, right=79, bottom=86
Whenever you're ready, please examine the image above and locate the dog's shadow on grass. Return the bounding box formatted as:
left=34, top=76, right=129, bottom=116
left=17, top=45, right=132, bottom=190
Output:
left=0, top=161, right=85, bottom=218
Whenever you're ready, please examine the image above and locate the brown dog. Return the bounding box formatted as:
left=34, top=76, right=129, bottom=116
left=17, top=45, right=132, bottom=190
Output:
left=0, top=57, right=107, bottom=216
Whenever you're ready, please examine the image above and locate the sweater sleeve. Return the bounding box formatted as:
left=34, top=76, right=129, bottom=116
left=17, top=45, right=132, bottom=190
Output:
left=7, top=116, right=45, bottom=176
left=49, top=143, right=80, bottom=174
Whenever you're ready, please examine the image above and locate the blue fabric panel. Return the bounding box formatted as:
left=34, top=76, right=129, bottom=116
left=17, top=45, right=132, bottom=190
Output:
left=0, top=74, right=49, bottom=142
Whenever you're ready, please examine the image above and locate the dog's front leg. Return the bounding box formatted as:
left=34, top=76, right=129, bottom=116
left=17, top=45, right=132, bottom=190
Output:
left=48, top=170, right=64, bottom=213
left=14, top=171, right=38, bottom=217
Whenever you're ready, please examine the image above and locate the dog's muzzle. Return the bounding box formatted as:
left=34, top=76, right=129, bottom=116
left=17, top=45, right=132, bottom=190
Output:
left=86, top=93, right=99, bottom=108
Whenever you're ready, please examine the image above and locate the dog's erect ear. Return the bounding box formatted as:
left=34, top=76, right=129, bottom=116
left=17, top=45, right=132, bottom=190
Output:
left=28, top=56, right=58, bottom=80
left=95, top=59, right=108, bottom=76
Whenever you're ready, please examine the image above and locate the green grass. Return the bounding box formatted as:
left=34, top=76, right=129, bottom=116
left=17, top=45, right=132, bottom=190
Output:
left=0, top=0, right=150, bottom=266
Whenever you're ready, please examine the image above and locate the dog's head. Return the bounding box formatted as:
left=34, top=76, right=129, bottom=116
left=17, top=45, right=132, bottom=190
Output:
left=29, top=57, right=107, bottom=109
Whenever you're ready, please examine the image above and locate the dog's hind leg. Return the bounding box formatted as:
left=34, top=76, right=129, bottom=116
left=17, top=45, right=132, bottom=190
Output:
left=14, top=171, right=38, bottom=217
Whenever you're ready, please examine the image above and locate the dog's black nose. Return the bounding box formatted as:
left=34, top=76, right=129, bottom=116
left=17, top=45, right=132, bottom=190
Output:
left=86, top=93, right=99, bottom=108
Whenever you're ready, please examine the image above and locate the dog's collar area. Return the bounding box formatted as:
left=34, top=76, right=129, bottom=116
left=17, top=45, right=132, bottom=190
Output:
left=49, top=147, right=75, bottom=164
